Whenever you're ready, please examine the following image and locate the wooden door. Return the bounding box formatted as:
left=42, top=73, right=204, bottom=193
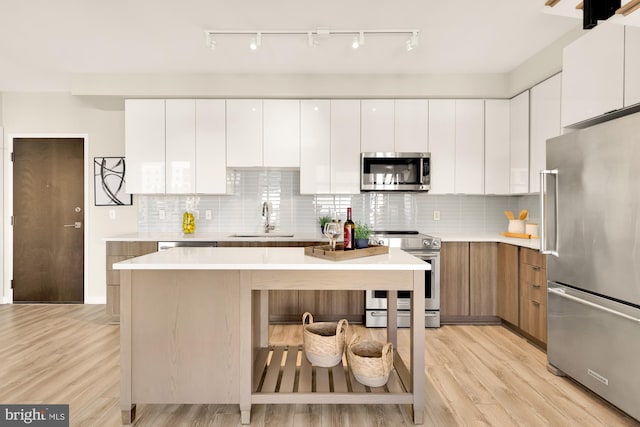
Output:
left=13, top=138, right=84, bottom=302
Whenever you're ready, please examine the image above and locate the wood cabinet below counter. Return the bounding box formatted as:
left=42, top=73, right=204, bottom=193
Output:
left=106, top=241, right=158, bottom=321
left=440, top=242, right=498, bottom=323
left=519, top=247, right=547, bottom=344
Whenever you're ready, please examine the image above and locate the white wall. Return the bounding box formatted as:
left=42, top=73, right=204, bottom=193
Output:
left=509, top=26, right=584, bottom=96
left=72, top=73, right=513, bottom=99
left=1, top=93, right=137, bottom=303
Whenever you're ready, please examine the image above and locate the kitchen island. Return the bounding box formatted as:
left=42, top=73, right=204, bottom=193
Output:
left=114, top=247, right=428, bottom=425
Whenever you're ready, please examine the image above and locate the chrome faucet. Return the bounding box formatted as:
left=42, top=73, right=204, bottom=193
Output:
left=262, top=201, right=275, bottom=233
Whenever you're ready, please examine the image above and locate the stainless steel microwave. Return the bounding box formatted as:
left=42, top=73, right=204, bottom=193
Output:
left=361, top=152, right=430, bottom=191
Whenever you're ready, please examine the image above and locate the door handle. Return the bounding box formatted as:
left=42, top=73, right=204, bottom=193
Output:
left=548, top=287, right=640, bottom=324
left=63, top=222, right=82, bottom=229
left=540, top=169, right=559, bottom=256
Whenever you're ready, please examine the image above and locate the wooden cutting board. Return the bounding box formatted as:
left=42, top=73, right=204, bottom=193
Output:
left=501, top=232, right=532, bottom=239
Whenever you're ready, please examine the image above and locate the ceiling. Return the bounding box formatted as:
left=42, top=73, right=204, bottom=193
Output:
left=0, top=0, right=581, bottom=92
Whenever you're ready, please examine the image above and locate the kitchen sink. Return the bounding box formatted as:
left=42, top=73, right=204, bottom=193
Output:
left=228, top=233, right=295, bottom=238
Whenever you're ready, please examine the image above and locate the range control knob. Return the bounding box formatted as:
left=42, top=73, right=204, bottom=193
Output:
left=432, top=239, right=441, bottom=249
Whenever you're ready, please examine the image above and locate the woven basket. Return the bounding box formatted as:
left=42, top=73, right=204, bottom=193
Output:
left=347, top=335, right=393, bottom=387
left=302, top=312, right=348, bottom=367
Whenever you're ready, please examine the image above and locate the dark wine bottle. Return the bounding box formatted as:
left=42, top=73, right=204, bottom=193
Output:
left=343, top=207, right=355, bottom=250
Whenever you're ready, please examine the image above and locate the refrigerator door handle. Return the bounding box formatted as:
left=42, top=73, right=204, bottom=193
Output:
left=540, top=169, right=559, bottom=256
left=548, top=287, right=640, bottom=324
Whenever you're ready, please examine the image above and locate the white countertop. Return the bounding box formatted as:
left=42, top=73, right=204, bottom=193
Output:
left=113, top=247, right=430, bottom=271
left=103, top=232, right=327, bottom=243
left=437, top=233, right=540, bottom=250
left=105, top=231, right=540, bottom=250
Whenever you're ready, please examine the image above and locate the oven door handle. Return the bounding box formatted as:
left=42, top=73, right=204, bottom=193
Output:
left=370, top=311, right=438, bottom=318
left=405, top=251, right=438, bottom=259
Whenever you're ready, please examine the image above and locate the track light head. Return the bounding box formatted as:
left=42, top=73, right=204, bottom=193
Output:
left=250, top=32, right=262, bottom=50
left=307, top=32, right=318, bottom=48
left=352, top=32, right=365, bottom=49
left=406, top=31, right=419, bottom=51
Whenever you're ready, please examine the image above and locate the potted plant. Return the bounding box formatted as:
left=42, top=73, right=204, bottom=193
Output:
left=354, top=222, right=371, bottom=249
left=319, top=215, right=332, bottom=234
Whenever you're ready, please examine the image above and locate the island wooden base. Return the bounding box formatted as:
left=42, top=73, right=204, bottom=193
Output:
left=120, top=268, right=425, bottom=425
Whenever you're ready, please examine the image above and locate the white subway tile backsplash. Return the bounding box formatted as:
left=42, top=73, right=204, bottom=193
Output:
left=138, top=170, right=534, bottom=236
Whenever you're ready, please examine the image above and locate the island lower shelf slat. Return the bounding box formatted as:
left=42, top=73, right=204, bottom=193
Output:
left=251, top=346, right=412, bottom=405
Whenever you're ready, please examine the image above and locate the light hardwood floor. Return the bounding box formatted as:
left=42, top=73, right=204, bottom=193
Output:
left=0, top=304, right=637, bottom=426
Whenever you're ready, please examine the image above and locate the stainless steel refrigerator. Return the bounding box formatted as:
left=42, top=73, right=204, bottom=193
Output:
left=542, top=111, right=640, bottom=422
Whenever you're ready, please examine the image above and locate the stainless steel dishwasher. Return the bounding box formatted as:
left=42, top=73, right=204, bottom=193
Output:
left=158, top=241, right=217, bottom=251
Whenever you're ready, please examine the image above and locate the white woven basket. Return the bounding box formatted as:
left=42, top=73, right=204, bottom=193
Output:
left=302, top=312, right=348, bottom=367
left=347, top=335, right=393, bottom=387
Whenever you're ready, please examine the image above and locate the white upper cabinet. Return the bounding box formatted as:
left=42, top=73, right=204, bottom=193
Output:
left=226, top=99, right=263, bottom=167
left=125, top=99, right=166, bottom=194
left=530, top=73, right=562, bottom=193
left=300, top=100, right=331, bottom=194
left=361, top=100, right=394, bottom=152
left=331, top=100, right=361, bottom=194
left=562, top=21, right=625, bottom=127
left=195, top=99, right=228, bottom=194
left=510, top=91, right=530, bottom=194
left=484, top=100, right=510, bottom=195
left=428, top=100, right=456, bottom=194
left=263, top=100, right=300, bottom=167
left=625, top=25, right=640, bottom=107
left=454, top=100, right=484, bottom=194
left=165, top=100, right=196, bottom=194
left=394, top=100, right=429, bottom=153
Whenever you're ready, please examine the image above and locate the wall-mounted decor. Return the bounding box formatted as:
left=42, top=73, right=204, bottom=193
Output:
left=94, top=157, right=132, bottom=206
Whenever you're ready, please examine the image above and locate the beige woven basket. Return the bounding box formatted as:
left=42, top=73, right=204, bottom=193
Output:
left=302, top=312, right=348, bottom=367
left=347, top=335, right=393, bottom=387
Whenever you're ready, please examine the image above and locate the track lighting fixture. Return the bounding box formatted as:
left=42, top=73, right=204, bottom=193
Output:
left=204, top=28, right=420, bottom=51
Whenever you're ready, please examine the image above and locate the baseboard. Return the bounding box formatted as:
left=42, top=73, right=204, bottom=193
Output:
left=84, top=296, right=106, bottom=304
left=441, top=315, right=502, bottom=325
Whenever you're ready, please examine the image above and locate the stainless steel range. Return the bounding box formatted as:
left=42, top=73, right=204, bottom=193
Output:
left=365, top=230, right=441, bottom=328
